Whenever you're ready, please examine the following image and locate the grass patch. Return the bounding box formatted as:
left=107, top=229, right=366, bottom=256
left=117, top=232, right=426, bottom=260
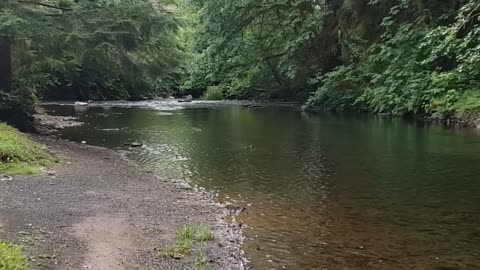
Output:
left=0, top=123, right=53, bottom=175
left=0, top=242, right=28, bottom=270
left=176, top=224, right=213, bottom=242
left=160, top=238, right=192, bottom=259
left=194, top=248, right=209, bottom=270
left=161, top=224, right=213, bottom=260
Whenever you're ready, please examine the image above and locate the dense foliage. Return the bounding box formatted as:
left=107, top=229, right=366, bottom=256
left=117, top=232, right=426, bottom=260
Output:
left=2, top=0, right=183, bottom=100
left=182, top=0, right=479, bottom=122
left=0, top=0, right=184, bottom=128
left=305, top=0, right=480, bottom=121
left=182, top=0, right=330, bottom=100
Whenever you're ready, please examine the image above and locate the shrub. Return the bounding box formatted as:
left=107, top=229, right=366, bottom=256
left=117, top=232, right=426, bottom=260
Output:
left=202, top=85, right=224, bottom=100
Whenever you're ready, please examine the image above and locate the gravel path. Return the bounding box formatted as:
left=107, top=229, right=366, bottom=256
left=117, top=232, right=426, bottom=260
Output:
left=0, top=136, right=245, bottom=270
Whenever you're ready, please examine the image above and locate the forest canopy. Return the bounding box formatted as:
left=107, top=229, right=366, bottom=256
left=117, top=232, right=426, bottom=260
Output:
left=1, top=0, right=479, bottom=129
left=183, top=0, right=480, bottom=122
left=0, top=0, right=183, bottom=128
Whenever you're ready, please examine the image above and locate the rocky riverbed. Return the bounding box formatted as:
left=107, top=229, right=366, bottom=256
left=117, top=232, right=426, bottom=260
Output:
left=34, top=112, right=83, bottom=135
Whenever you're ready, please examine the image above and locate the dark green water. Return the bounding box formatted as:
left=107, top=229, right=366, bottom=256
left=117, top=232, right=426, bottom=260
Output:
left=44, top=101, right=480, bottom=270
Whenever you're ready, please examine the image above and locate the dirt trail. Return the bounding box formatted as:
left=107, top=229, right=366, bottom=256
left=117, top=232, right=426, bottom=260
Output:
left=72, top=217, right=139, bottom=270
left=0, top=136, right=244, bottom=270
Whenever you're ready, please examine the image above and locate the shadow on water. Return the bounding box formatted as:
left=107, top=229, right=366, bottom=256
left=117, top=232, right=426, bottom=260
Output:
left=44, top=103, right=480, bottom=270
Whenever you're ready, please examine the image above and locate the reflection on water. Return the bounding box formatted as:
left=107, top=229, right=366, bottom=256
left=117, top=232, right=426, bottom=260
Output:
left=44, top=102, right=480, bottom=270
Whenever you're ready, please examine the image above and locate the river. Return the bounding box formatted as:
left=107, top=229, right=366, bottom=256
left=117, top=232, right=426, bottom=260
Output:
left=43, top=100, right=480, bottom=270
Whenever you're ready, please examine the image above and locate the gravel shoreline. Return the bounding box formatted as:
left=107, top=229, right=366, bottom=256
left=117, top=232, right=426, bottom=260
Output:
left=0, top=135, right=245, bottom=270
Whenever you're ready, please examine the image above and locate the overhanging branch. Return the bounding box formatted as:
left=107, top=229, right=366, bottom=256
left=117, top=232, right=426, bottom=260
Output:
left=18, top=0, right=72, bottom=11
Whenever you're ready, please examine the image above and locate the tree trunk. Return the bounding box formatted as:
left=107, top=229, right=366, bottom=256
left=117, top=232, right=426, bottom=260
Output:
left=264, top=58, right=285, bottom=88
left=0, top=38, right=12, bottom=92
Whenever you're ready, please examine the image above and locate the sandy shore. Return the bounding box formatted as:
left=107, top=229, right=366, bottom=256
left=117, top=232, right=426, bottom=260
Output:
left=0, top=135, right=245, bottom=270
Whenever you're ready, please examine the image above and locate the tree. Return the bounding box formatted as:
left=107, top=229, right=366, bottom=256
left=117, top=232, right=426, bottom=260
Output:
left=305, top=0, right=480, bottom=122
left=0, top=37, right=11, bottom=92
left=1, top=0, right=185, bottom=128
left=182, top=0, right=328, bottom=100
left=182, top=0, right=479, bottom=124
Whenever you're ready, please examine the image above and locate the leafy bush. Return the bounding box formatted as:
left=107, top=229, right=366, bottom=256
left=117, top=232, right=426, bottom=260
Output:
left=202, top=85, right=224, bottom=100
left=305, top=0, right=480, bottom=121
left=181, top=0, right=327, bottom=100
left=455, top=90, right=480, bottom=118
left=304, top=65, right=364, bottom=111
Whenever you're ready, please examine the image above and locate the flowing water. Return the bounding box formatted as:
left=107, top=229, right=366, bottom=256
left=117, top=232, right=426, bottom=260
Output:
left=43, top=101, right=480, bottom=270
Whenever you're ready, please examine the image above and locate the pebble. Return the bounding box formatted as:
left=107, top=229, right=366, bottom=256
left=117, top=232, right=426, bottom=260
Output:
left=0, top=175, right=13, bottom=181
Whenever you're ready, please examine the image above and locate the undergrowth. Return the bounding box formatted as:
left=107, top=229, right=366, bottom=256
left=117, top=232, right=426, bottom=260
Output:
left=202, top=86, right=224, bottom=100
left=304, top=0, right=480, bottom=123
left=0, top=123, right=53, bottom=174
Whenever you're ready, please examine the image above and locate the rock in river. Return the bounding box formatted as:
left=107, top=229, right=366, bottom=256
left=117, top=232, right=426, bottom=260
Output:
left=225, top=203, right=246, bottom=213
left=131, top=142, right=143, bottom=147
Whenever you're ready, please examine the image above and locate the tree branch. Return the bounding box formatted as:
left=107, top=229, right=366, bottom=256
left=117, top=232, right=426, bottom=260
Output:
left=18, top=0, right=72, bottom=11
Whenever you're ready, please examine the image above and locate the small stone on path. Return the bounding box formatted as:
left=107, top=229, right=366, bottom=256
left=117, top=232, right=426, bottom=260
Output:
left=0, top=175, right=13, bottom=182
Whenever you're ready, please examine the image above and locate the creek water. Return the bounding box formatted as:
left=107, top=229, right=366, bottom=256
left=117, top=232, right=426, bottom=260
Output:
left=43, top=101, right=480, bottom=270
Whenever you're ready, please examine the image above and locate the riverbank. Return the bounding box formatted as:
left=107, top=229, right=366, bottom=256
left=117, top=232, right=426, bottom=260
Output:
left=0, top=123, right=54, bottom=175
left=42, top=99, right=480, bottom=129
left=0, top=134, right=244, bottom=270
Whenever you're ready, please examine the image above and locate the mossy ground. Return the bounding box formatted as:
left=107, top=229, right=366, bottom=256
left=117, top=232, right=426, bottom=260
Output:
left=0, top=123, right=54, bottom=175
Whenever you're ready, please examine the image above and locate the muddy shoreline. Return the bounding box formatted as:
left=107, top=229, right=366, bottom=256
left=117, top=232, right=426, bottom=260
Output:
left=0, top=134, right=246, bottom=269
